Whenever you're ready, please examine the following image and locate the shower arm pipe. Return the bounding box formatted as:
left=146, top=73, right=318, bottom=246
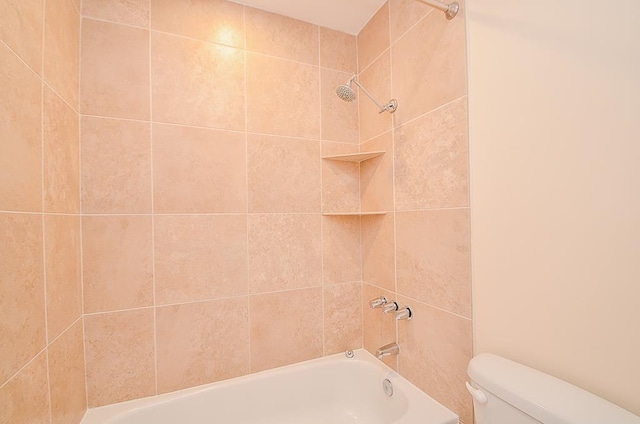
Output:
left=415, top=0, right=459, bottom=20
left=350, top=77, right=393, bottom=113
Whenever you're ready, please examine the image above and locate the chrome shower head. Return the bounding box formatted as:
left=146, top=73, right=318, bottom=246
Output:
left=335, top=75, right=398, bottom=114
left=336, top=83, right=356, bottom=102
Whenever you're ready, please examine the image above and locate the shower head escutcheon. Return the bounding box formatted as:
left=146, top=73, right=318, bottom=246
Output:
left=335, top=75, right=398, bottom=114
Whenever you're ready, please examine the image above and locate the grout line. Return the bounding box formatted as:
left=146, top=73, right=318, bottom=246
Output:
left=82, top=283, right=344, bottom=318
left=362, top=280, right=472, bottom=321
left=397, top=94, right=467, bottom=129
left=325, top=280, right=365, bottom=288
left=148, top=0, right=158, bottom=395
left=79, top=114, right=359, bottom=145
left=395, top=206, right=471, bottom=213
left=0, top=318, right=81, bottom=392
left=80, top=114, right=152, bottom=124
left=355, top=27, right=365, bottom=351
left=81, top=16, right=148, bottom=31
left=386, top=0, right=401, bottom=372
left=70, top=0, right=80, bottom=15
left=0, top=207, right=469, bottom=217
left=49, top=316, right=85, bottom=348
left=40, top=0, right=53, bottom=420
left=0, top=37, right=42, bottom=84
left=0, top=211, right=82, bottom=216
left=0, top=346, right=44, bottom=392
left=356, top=94, right=466, bottom=146
left=78, top=8, right=90, bottom=411
left=358, top=44, right=390, bottom=76
left=84, top=305, right=155, bottom=317
left=463, top=0, right=475, bottom=357
left=80, top=212, right=325, bottom=216
left=80, top=16, right=350, bottom=75
left=391, top=7, right=435, bottom=51
left=242, top=4, right=252, bottom=372
left=317, top=25, right=326, bottom=357
left=0, top=36, right=81, bottom=117
left=151, top=28, right=243, bottom=52
left=358, top=3, right=436, bottom=77
left=42, top=78, right=81, bottom=115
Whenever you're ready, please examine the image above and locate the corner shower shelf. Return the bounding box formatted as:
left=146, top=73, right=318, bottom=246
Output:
left=321, top=151, right=385, bottom=163
left=322, top=212, right=387, bottom=216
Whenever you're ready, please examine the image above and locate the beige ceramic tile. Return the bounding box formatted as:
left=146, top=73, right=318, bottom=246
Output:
left=0, top=353, right=49, bottom=424
left=357, top=3, right=390, bottom=72
left=245, top=6, right=318, bottom=64
left=389, top=0, right=434, bottom=44
left=43, top=88, right=80, bottom=213
left=391, top=4, right=467, bottom=126
left=83, top=0, right=149, bottom=27
left=320, top=27, right=357, bottom=73
left=362, top=283, right=397, bottom=369
left=81, top=117, right=151, bottom=214
left=0, top=43, right=42, bottom=212
left=246, top=53, right=320, bottom=139
left=156, top=297, right=250, bottom=393
left=48, top=321, right=87, bottom=424
left=322, top=216, right=361, bottom=285
left=397, top=296, right=473, bottom=424
left=151, top=32, right=244, bottom=130
left=321, top=142, right=360, bottom=214
left=85, top=309, right=156, bottom=407
left=324, top=282, right=363, bottom=355
left=361, top=132, right=393, bottom=212
left=248, top=214, right=322, bottom=294
left=361, top=214, right=395, bottom=291
left=154, top=215, right=248, bottom=305
left=250, top=288, right=323, bottom=372
left=153, top=124, right=246, bottom=213
left=396, top=209, right=471, bottom=318
left=0, top=214, right=45, bottom=385
left=81, top=18, right=149, bottom=119
left=321, top=69, right=360, bottom=144
left=82, top=216, right=153, bottom=313
left=358, top=52, right=392, bottom=143
left=0, top=0, right=43, bottom=74
left=44, top=0, right=80, bottom=108
left=395, top=97, right=469, bottom=209
left=151, top=0, right=243, bottom=47
left=44, top=215, right=82, bottom=341
left=247, top=134, right=320, bottom=213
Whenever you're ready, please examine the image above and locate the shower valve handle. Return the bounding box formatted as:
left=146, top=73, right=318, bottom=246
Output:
left=383, top=302, right=399, bottom=314
left=369, top=297, right=388, bottom=309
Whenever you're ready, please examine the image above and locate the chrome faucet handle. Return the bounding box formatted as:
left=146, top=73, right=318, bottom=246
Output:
left=369, top=296, right=388, bottom=309
left=396, top=306, right=413, bottom=320
left=383, top=301, right=399, bottom=314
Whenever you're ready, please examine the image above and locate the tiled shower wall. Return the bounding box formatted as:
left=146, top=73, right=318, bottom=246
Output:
left=78, top=0, right=363, bottom=407
left=1, top=0, right=472, bottom=421
left=357, top=1, right=473, bottom=423
left=0, top=0, right=86, bottom=422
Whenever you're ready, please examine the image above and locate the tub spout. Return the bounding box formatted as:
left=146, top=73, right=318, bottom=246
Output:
left=376, top=342, right=400, bottom=359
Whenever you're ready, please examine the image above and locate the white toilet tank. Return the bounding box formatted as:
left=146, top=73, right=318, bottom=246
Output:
left=467, top=354, right=640, bottom=424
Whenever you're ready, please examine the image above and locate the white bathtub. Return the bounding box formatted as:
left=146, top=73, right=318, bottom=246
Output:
left=82, top=349, right=458, bottom=424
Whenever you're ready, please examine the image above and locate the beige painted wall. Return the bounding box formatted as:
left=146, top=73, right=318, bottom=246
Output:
left=467, top=0, right=640, bottom=416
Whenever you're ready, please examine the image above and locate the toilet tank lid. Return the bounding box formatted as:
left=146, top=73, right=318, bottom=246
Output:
left=467, top=354, right=640, bottom=424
